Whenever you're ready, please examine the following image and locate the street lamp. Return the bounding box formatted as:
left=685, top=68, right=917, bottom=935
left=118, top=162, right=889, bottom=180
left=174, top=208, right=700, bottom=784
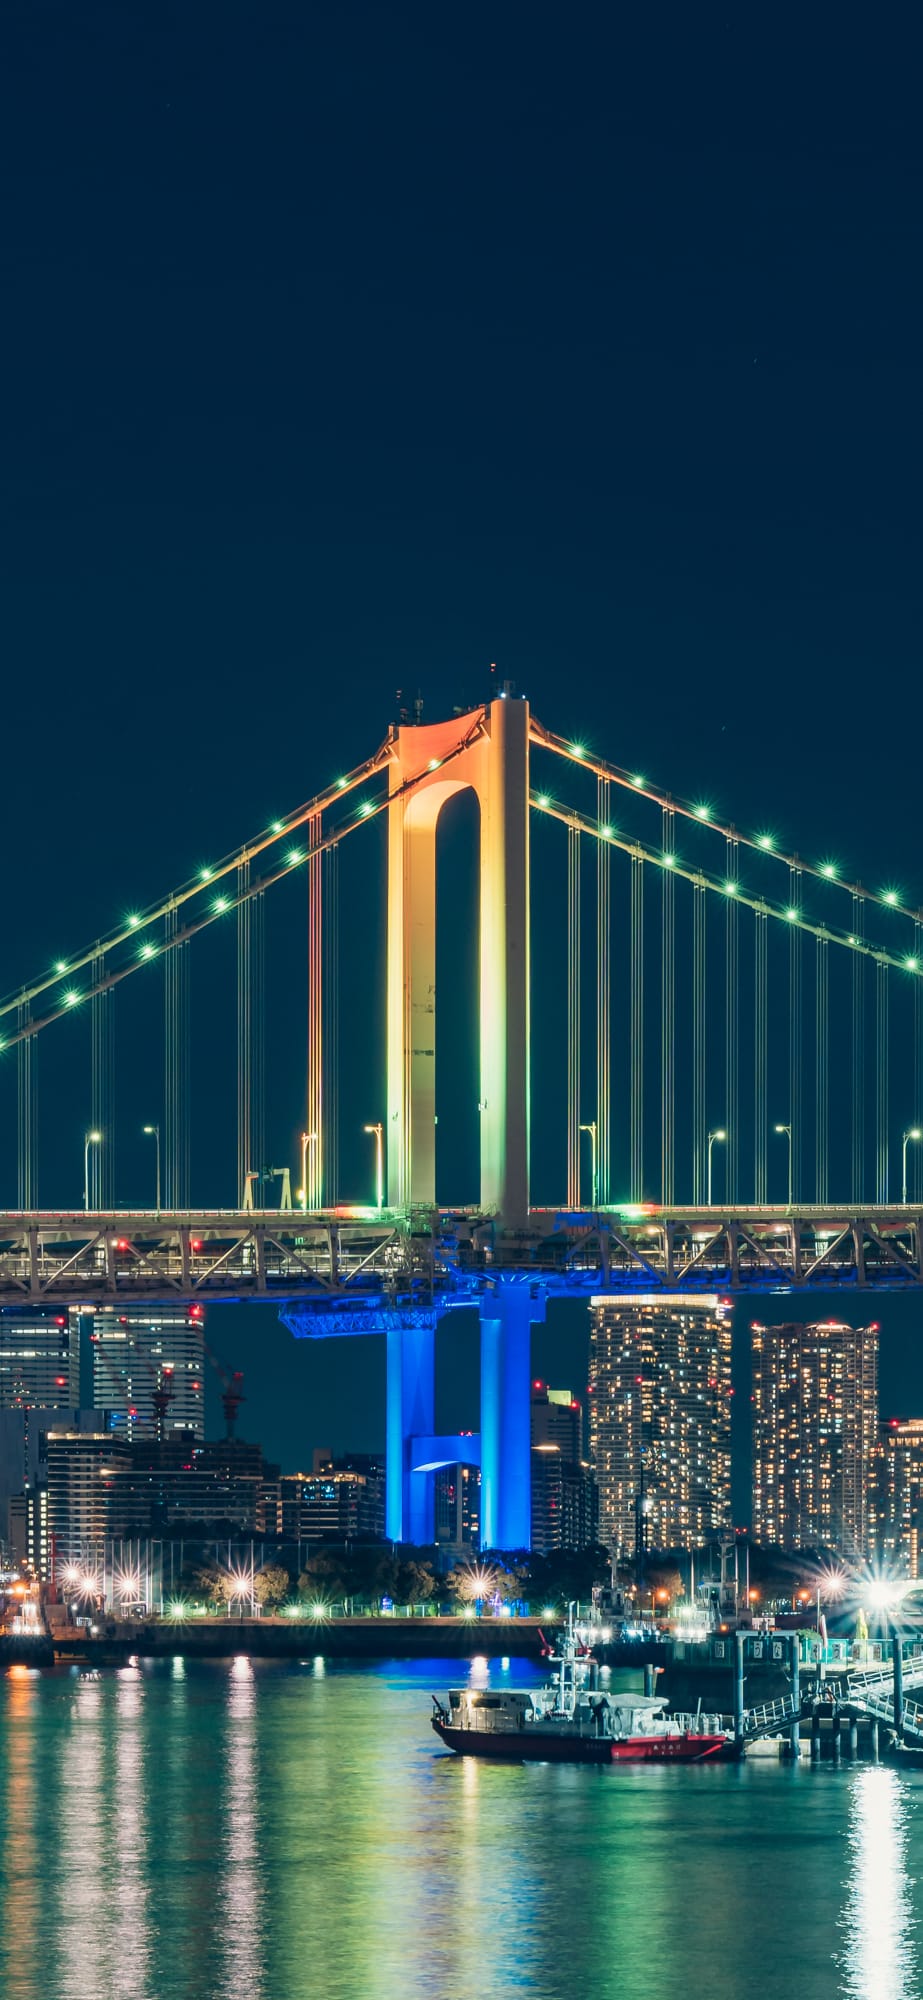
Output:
left=83, top=1131, right=101, bottom=1211
left=364, top=1123, right=384, bottom=1212
left=143, top=1125, right=161, bottom=1211
left=579, top=1120, right=598, bottom=1207
left=902, top=1127, right=922, bottom=1204
left=707, top=1129, right=726, bottom=1205
left=775, top=1123, right=793, bottom=1206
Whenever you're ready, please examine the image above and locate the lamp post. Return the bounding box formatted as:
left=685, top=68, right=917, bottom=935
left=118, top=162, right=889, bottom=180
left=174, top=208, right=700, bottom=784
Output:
left=775, top=1123, right=793, bottom=1206
left=902, top=1127, right=922, bottom=1204
left=707, top=1129, right=726, bottom=1205
left=83, top=1131, right=101, bottom=1211
left=364, top=1123, right=384, bottom=1212
left=143, top=1125, right=161, bottom=1211
left=579, top=1120, right=598, bottom=1207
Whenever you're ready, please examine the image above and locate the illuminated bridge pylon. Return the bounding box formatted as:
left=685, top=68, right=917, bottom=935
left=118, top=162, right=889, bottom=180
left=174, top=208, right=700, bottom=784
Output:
left=386, top=695, right=530, bottom=1225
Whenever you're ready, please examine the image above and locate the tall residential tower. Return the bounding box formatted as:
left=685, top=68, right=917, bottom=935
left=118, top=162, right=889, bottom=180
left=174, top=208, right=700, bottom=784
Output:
left=588, top=1295, right=732, bottom=1559
left=751, top=1319, right=879, bottom=1555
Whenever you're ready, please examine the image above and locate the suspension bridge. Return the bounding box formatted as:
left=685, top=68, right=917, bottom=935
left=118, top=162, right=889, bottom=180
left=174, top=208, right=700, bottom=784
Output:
left=3, top=688, right=923, bottom=1542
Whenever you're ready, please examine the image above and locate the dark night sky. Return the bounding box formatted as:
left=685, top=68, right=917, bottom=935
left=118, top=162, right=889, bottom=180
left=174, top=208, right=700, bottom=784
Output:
left=2, top=6, right=922, bottom=1510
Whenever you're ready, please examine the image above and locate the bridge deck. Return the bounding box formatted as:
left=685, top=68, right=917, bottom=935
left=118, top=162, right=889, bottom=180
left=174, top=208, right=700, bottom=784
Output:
left=0, top=1205, right=919, bottom=1306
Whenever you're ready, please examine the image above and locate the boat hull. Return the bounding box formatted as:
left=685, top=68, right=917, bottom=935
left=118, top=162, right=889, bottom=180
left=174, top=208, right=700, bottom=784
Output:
left=432, top=1719, right=728, bottom=1763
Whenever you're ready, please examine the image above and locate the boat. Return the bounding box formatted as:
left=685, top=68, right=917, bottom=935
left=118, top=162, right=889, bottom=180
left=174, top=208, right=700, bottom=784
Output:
left=431, top=1607, right=731, bottom=1763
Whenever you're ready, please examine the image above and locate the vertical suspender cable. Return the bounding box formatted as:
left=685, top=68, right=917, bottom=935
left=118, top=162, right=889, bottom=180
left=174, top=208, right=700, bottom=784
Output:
left=323, top=845, right=339, bottom=1206
left=630, top=853, right=644, bottom=1201
left=916, top=923, right=923, bottom=1203
left=307, top=810, right=323, bottom=1209
left=851, top=897, right=865, bottom=1202
left=692, top=881, right=706, bottom=1202
left=754, top=912, right=768, bottom=1202
left=596, top=779, right=611, bottom=1207
left=567, top=825, right=581, bottom=1206
left=237, top=858, right=252, bottom=1207
left=90, top=949, right=113, bottom=1207
left=876, top=960, right=889, bottom=1204
left=253, top=886, right=265, bottom=1190
left=725, top=837, right=738, bottom=1202
left=815, top=935, right=828, bottom=1204
left=164, top=903, right=189, bottom=1209
left=661, top=808, right=675, bottom=1204
left=17, top=999, right=35, bottom=1209
left=789, top=868, right=802, bottom=1204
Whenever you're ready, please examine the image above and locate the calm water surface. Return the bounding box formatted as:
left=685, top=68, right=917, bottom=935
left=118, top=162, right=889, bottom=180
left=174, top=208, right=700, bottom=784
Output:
left=0, top=1654, right=919, bottom=2000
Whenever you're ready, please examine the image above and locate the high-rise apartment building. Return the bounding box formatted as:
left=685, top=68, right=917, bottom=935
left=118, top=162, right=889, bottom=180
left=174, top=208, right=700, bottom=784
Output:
left=869, top=1419, right=923, bottom=1576
left=530, top=1383, right=598, bottom=1554
left=434, top=1464, right=481, bottom=1550
left=89, top=1307, right=206, bottom=1440
left=751, top=1319, right=879, bottom=1555
left=0, top=1312, right=80, bottom=1408
left=588, top=1295, right=732, bottom=1558
left=41, top=1431, right=132, bottom=1570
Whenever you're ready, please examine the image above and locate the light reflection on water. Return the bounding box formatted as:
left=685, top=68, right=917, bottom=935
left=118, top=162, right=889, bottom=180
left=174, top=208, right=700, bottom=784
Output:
left=838, top=1766, right=919, bottom=2000
left=0, top=1658, right=922, bottom=2000
left=219, top=1657, right=263, bottom=2000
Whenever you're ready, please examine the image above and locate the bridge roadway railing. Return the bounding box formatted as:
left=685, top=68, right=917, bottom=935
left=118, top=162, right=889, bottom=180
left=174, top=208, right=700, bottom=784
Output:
left=0, top=1203, right=922, bottom=1305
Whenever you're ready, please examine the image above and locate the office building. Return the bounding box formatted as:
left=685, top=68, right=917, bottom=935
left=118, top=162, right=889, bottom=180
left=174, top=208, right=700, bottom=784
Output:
left=89, top=1307, right=206, bottom=1440
left=870, top=1418, right=923, bottom=1576
left=278, top=1457, right=386, bottom=1544
left=102, top=1433, right=280, bottom=1538
left=0, top=1312, right=80, bottom=1409
left=0, top=1407, right=109, bottom=1547
left=589, top=1295, right=732, bottom=1558
left=530, top=1383, right=598, bottom=1554
left=751, top=1319, right=879, bottom=1555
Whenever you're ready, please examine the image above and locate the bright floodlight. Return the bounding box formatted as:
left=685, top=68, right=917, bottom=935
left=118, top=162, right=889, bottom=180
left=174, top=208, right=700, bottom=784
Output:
left=866, top=1577, right=906, bottom=1611
left=757, top=833, right=774, bottom=850
left=631, top=774, right=644, bottom=788
left=820, top=862, right=838, bottom=878
left=884, top=889, right=899, bottom=905
left=88, top=1130, right=101, bottom=1144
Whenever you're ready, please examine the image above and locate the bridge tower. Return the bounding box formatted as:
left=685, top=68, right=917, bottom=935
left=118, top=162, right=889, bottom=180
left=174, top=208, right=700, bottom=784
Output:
left=386, top=693, right=530, bottom=1227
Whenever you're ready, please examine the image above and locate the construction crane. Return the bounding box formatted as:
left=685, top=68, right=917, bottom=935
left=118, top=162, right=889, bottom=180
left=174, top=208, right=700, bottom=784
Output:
left=202, top=1337, right=245, bottom=1440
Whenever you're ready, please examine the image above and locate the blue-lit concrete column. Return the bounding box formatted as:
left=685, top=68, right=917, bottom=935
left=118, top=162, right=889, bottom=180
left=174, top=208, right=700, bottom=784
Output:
left=386, top=1319, right=436, bottom=1544
left=479, top=1285, right=546, bottom=1550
